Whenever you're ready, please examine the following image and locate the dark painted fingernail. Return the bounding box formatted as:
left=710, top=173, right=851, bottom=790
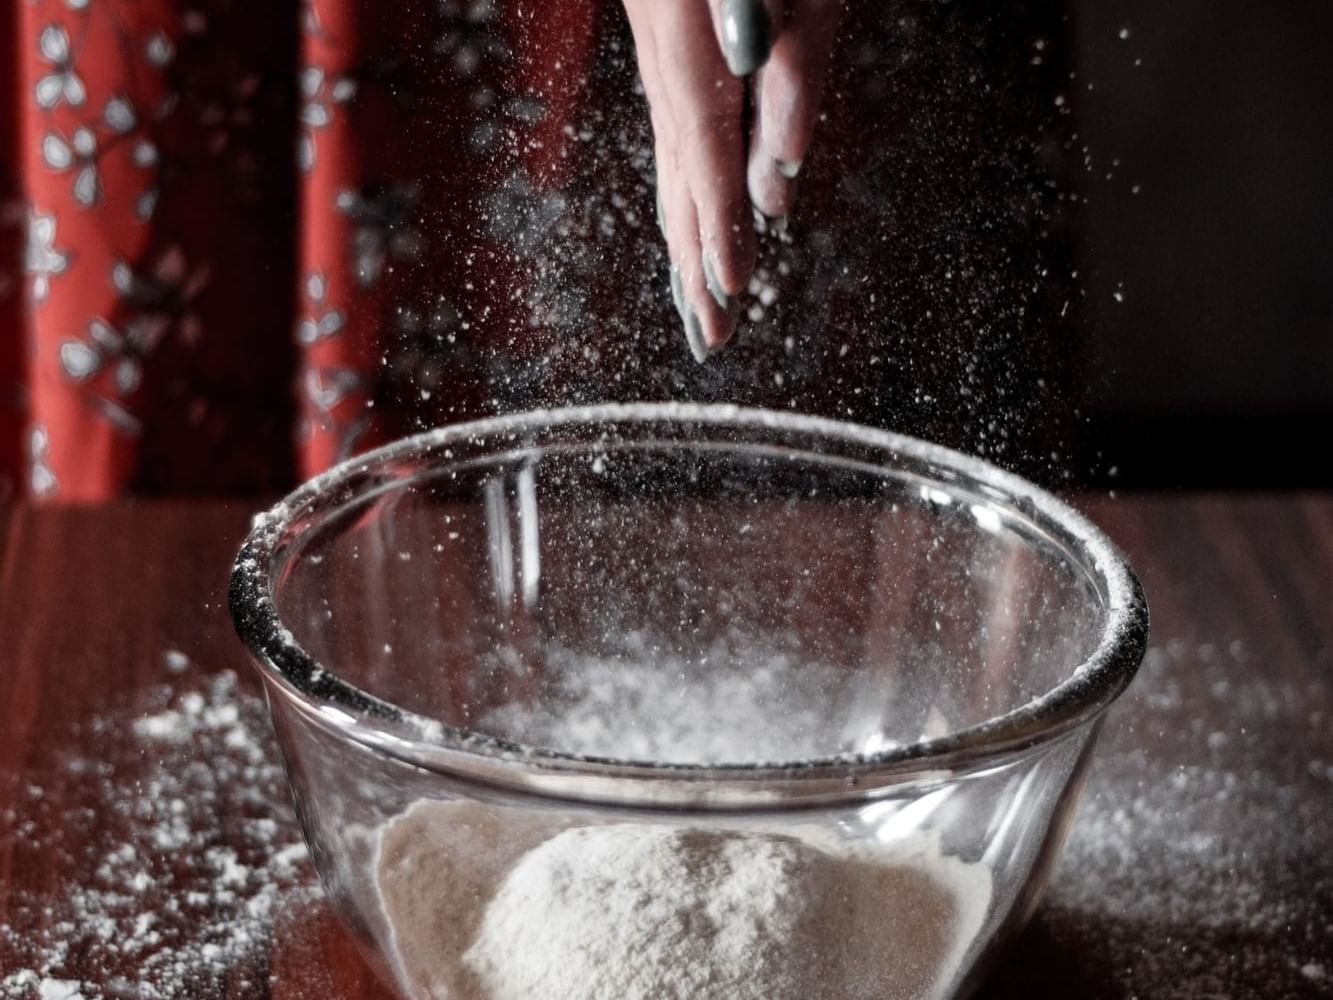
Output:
left=702, top=253, right=731, bottom=310
left=683, top=307, right=709, bottom=364
left=669, top=263, right=685, bottom=319
left=776, top=158, right=802, bottom=180
left=720, top=0, right=772, bottom=77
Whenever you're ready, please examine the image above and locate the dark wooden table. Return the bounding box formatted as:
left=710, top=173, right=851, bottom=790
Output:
left=1, top=496, right=1330, bottom=999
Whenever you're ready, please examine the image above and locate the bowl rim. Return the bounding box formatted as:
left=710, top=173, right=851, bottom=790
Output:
left=229, top=402, right=1148, bottom=806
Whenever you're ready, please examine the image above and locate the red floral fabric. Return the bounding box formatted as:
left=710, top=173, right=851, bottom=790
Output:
left=7, top=0, right=301, bottom=498
left=0, top=0, right=598, bottom=500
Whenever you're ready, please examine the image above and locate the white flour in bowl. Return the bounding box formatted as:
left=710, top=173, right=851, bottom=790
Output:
left=374, top=801, right=991, bottom=1000
left=373, top=647, right=993, bottom=1000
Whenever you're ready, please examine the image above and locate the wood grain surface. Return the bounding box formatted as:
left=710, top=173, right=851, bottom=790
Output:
left=1, top=496, right=1330, bottom=999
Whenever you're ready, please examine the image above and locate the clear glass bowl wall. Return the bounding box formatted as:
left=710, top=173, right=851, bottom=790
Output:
left=237, top=406, right=1145, bottom=1000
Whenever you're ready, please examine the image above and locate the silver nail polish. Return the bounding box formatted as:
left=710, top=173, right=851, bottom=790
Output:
left=683, top=308, right=709, bottom=364
left=776, top=158, right=802, bottom=180
left=669, top=263, right=685, bottom=320
left=720, top=0, right=772, bottom=77
left=702, top=254, right=731, bottom=310
left=655, top=186, right=665, bottom=238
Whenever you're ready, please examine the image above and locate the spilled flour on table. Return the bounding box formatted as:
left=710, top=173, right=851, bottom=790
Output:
left=0, top=669, right=320, bottom=999
left=1028, top=640, right=1333, bottom=999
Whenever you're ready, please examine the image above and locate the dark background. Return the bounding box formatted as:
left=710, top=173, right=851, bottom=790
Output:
left=1071, top=1, right=1333, bottom=487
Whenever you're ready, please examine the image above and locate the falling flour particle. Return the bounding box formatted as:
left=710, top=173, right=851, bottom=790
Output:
left=474, top=645, right=855, bottom=765
left=162, top=649, right=191, bottom=674
left=375, top=801, right=991, bottom=1000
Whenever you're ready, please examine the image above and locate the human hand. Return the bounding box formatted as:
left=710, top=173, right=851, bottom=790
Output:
left=622, top=0, right=841, bottom=361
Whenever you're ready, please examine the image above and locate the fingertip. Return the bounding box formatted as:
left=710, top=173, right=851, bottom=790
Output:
left=683, top=307, right=709, bottom=363
left=702, top=226, right=756, bottom=302
left=681, top=272, right=740, bottom=361
left=747, top=151, right=799, bottom=220
left=701, top=290, right=742, bottom=353
left=702, top=253, right=731, bottom=311
left=669, top=262, right=685, bottom=320
left=711, top=306, right=740, bottom=352
left=718, top=0, right=773, bottom=76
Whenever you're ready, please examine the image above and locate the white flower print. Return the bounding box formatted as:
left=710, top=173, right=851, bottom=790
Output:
left=335, top=182, right=424, bottom=288
left=144, top=31, right=174, bottom=68
left=296, top=271, right=345, bottom=345
left=384, top=296, right=465, bottom=397
left=103, top=96, right=136, bottom=133
left=301, top=0, right=322, bottom=39
left=135, top=187, right=159, bottom=221
left=300, top=68, right=331, bottom=129
left=42, top=126, right=100, bottom=207
left=59, top=316, right=167, bottom=394
left=130, top=138, right=160, bottom=219
left=92, top=95, right=162, bottom=221
left=111, top=245, right=210, bottom=345
left=24, top=208, right=70, bottom=304
left=85, top=394, right=142, bottom=436
left=486, top=171, right=568, bottom=255
left=200, top=74, right=261, bottom=156
left=467, top=89, right=546, bottom=155
left=303, top=366, right=364, bottom=413
left=132, top=140, right=158, bottom=168
left=301, top=367, right=371, bottom=460
left=298, top=66, right=356, bottom=173
left=436, top=0, right=510, bottom=78
left=27, top=424, right=58, bottom=498
left=52, top=249, right=208, bottom=435
left=35, top=24, right=85, bottom=110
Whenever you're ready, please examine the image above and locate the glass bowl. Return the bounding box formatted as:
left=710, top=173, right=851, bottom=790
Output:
left=230, top=402, right=1147, bottom=1000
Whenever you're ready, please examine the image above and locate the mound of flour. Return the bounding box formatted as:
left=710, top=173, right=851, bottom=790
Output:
left=374, top=801, right=991, bottom=1000
left=374, top=801, right=572, bottom=999
left=470, top=823, right=983, bottom=1000
left=375, top=645, right=992, bottom=1000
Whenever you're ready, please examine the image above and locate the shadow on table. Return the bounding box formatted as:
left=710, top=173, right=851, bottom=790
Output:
left=978, top=905, right=1332, bottom=1000
left=268, top=900, right=397, bottom=1000
left=977, top=911, right=1124, bottom=1000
